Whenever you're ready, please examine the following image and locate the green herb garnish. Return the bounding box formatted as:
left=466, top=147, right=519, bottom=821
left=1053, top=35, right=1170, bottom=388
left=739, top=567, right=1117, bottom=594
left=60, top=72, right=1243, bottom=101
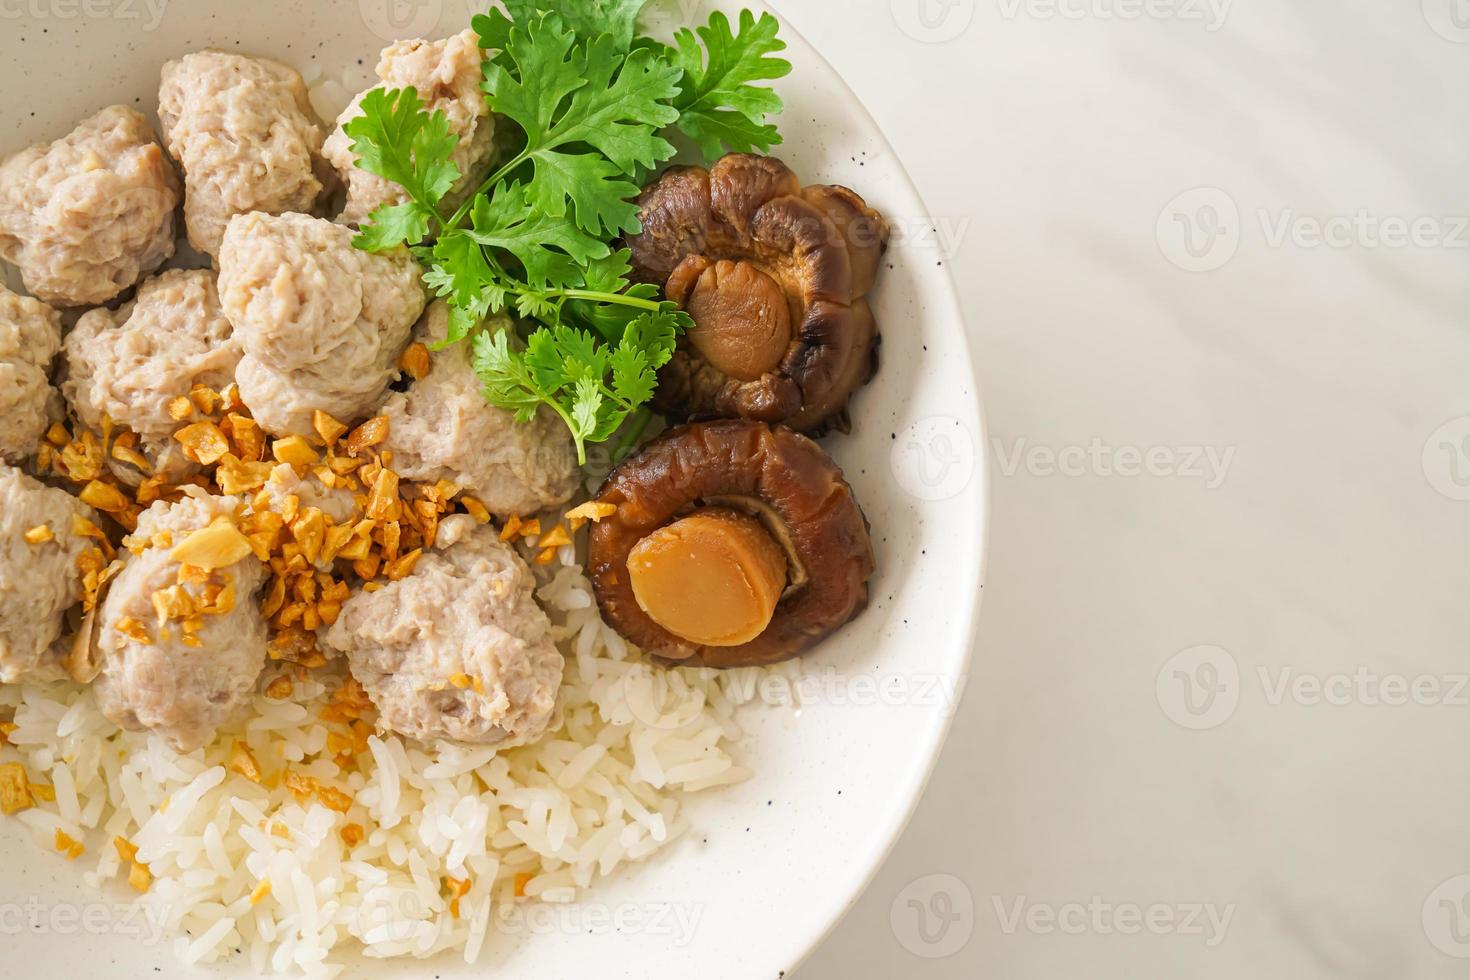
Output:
left=345, top=1, right=792, bottom=463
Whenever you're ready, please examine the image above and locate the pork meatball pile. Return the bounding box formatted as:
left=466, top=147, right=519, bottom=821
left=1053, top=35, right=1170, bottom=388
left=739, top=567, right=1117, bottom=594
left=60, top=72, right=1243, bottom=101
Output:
left=0, top=106, right=179, bottom=307
left=0, top=466, right=99, bottom=684
left=324, top=515, right=563, bottom=746
left=218, top=211, right=426, bottom=437
left=0, top=34, right=599, bottom=756
left=324, top=28, right=497, bottom=226
left=0, top=285, right=63, bottom=465
left=63, top=269, right=241, bottom=484
left=159, top=52, right=331, bottom=256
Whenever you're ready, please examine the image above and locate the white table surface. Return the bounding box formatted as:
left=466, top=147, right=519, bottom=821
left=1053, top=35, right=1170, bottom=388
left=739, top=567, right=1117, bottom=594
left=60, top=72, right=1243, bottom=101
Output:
left=768, top=0, right=1470, bottom=977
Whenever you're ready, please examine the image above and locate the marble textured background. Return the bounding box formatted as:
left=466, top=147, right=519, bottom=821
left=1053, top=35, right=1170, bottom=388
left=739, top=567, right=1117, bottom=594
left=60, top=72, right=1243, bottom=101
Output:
left=769, top=0, right=1470, bottom=976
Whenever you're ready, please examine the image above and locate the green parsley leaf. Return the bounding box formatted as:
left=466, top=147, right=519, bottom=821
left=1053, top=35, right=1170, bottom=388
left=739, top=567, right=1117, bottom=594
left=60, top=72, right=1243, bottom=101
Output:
left=578, top=249, right=637, bottom=294
left=621, top=307, right=682, bottom=371
left=424, top=231, right=498, bottom=316
left=467, top=182, right=610, bottom=287
left=610, top=341, right=657, bottom=408
left=353, top=201, right=434, bottom=252
left=444, top=303, right=486, bottom=348
left=481, top=15, right=681, bottom=236
left=344, top=87, right=461, bottom=248
left=570, top=377, right=604, bottom=442
left=670, top=10, right=791, bottom=157
left=472, top=330, right=550, bottom=423
left=499, top=0, right=651, bottom=52
left=471, top=309, right=683, bottom=464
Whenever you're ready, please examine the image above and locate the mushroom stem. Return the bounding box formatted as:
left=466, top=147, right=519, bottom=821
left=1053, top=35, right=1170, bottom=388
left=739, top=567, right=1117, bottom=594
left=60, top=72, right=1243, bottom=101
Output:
left=626, top=507, right=788, bottom=648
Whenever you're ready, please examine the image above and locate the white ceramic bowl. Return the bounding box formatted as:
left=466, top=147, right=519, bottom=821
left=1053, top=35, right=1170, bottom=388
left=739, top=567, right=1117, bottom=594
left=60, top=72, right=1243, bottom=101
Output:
left=0, top=2, right=987, bottom=976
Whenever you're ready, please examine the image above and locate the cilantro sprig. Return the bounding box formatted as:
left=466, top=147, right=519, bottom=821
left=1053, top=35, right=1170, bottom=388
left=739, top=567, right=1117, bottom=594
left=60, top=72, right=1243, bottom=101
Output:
left=668, top=9, right=792, bottom=158
left=472, top=308, right=681, bottom=452
left=345, top=87, right=461, bottom=251
left=345, top=1, right=792, bottom=463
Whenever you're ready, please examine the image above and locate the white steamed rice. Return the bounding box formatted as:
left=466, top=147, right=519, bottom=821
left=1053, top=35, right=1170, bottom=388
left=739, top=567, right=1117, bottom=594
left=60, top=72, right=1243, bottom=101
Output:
left=0, top=542, right=801, bottom=977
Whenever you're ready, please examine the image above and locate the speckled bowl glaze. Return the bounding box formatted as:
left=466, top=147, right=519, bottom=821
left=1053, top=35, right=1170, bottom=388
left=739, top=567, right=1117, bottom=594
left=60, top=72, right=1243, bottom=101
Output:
left=0, top=2, right=987, bottom=976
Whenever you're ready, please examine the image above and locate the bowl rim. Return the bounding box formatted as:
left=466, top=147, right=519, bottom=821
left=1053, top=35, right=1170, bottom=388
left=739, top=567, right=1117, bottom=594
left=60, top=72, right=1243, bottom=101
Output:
left=756, top=2, right=992, bottom=972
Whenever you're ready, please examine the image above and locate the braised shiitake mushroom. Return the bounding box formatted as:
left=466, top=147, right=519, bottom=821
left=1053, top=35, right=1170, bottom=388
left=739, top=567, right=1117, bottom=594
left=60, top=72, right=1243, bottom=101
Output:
left=587, top=419, right=875, bottom=668
left=626, top=154, right=889, bottom=435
